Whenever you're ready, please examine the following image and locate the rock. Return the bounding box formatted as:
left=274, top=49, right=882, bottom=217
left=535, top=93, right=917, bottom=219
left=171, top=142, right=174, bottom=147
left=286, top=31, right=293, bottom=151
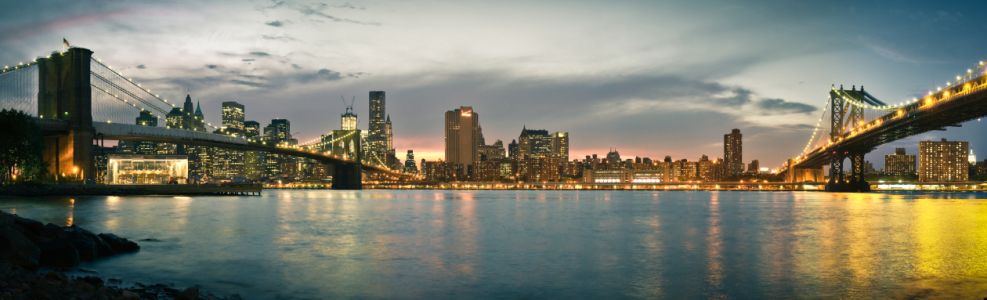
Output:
left=77, top=276, right=104, bottom=287
left=97, top=233, right=140, bottom=253
left=45, top=272, right=70, bottom=284
left=38, top=240, right=79, bottom=268
left=175, top=287, right=198, bottom=300
left=12, top=215, right=43, bottom=235
left=0, top=211, right=13, bottom=226
left=229, top=294, right=243, bottom=300
left=0, top=225, right=40, bottom=269
left=62, top=230, right=97, bottom=261
left=40, top=223, right=61, bottom=239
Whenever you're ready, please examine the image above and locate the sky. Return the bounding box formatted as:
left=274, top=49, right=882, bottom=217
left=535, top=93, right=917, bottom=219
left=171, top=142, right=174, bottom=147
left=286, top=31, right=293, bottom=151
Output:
left=2, top=0, right=987, bottom=170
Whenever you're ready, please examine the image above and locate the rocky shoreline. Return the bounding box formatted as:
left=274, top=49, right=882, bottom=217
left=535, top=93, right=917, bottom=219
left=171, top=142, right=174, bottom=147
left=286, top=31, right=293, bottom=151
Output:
left=0, top=211, right=243, bottom=300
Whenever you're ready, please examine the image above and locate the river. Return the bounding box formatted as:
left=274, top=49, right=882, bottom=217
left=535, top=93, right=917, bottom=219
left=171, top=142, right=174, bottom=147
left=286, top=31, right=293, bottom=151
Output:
left=2, top=190, right=987, bottom=299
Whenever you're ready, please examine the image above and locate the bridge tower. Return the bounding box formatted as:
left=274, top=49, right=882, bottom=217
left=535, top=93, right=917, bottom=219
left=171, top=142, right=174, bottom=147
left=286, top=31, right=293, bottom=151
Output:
left=827, top=86, right=847, bottom=191
left=331, top=129, right=363, bottom=189
left=37, top=47, right=95, bottom=181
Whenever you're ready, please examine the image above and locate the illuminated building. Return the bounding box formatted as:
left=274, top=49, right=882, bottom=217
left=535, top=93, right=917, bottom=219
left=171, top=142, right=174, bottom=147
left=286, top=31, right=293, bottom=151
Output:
left=508, top=140, right=519, bottom=161
left=585, top=169, right=630, bottom=183
left=445, top=106, right=480, bottom=168
left=479, top=139, right=506, bottom=161
left=212, top=102, right=246, bottom=179
left=244, top=120, right=264, bottom=180
left=884, top=148, right=916, bottom=176
left=606, top=147, right=621, bottom=164
left=133, top=111, right=157, bottom=155
left=748, top=160, right=759, bottom=175
left=106, top=154, right=188, bottom=184
left=552, top=132, right=569, bottom=162
left=631, top=170, right=665, bottom=183
left=368, top=91, right=387, bottom=161
left=264, top=119, right=292, bottom=178
left=385, top=115, right=395, bottom=168
left=341, top=104, right=358, bottom=130
left=724, top=128, right=743, bottom=175
left=517, top=127, right=567, bottom=161
left=404, top=150, right=417, bottom=173
left=919, top=139, right=968, bottom=182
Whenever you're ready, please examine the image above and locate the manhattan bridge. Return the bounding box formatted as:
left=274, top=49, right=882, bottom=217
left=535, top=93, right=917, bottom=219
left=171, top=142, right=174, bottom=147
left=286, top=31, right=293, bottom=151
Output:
left=0, top=47, right=404, bottom=189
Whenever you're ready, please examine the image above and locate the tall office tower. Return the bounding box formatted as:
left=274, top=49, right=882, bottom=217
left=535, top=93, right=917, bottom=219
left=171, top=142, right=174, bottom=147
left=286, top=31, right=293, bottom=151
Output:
left=166, top=108, right=184, bottom=129
left=724, top=129, right=743, bottom=175
left=264, top=119, right=292, bottom=178
left=884, top=148, right=916, bottom=176
left=182, top=93, right=194, bottom=129
left=222, top=101, right=245, bottom=133
left=404, top=150, right=417, bottom=173
left=192, top=101, right=205, bottom=131
left=341, top=105, right=358, bottom=130
left=445, top=106, right=480, bottom=167
left=244, top=120, right=264, bottom=180
left=552, top=132, right=569, bottom=162
left=133, top=111, right=157, bottom=154
left=385, top=115, right=395, bottom=167
left=368, top=91, right=386, bottom=156
left=517, top=126, right=553, bottom=159
left=919, top=139, right=969, bottom=182
left=508, top=140, right=519, bottom=161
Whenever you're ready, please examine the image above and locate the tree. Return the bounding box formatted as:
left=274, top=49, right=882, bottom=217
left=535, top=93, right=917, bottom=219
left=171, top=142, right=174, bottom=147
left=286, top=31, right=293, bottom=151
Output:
left=0, top=109, right=47, bottom=183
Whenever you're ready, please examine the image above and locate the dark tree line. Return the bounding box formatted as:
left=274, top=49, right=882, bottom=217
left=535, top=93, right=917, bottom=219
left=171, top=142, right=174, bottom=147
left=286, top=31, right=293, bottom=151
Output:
left=0, top=109, right=47, bottom=183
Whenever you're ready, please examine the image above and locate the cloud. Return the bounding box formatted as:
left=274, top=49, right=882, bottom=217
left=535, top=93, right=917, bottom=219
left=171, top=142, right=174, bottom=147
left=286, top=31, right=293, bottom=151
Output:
left=249, top=52, right=270, bottom=56
left=136, top=64, right=146, bottom=69
left=230, top=79, right=266, bottom=88
left=261, top=34, right=295, bottom=41
left=206, top=64, right=218, bottom=69
left=242, top=58, right=255, bottom=62
left=265, top=20, right=283, bottom=27
left=316, top=69, right=344, bottom=81
left=295, top=3, right=380, bottom=25
left=754, top=98, right=817, bottom=115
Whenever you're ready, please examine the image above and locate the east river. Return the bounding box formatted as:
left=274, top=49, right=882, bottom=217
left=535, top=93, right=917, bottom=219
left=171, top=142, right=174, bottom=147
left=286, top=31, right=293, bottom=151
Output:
left=3, top=190, right=987, bottom=299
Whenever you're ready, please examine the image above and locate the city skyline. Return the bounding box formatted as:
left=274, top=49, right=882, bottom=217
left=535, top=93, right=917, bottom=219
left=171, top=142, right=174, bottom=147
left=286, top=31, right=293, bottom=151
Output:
left=4, top=1, right=987, bottom=168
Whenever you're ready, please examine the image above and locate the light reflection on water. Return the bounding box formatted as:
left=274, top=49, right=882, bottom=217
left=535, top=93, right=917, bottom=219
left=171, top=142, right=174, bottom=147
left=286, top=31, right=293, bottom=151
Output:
left=2, top=191, right=987, bottom=299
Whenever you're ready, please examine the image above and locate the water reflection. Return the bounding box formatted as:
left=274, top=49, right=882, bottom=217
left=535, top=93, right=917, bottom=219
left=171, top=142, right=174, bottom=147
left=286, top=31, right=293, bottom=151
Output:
left=1, top=191, right=987, bottom=299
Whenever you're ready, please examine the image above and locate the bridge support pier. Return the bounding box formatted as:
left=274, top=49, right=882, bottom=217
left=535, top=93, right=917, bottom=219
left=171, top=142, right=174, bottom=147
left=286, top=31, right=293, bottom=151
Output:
left=331, top=162, right=362, bottom=190
left=37, top=47, right=95, bottom=182
left=846, top=151, right=871, bottom=192
left=826, top=152, right=847, bottom=192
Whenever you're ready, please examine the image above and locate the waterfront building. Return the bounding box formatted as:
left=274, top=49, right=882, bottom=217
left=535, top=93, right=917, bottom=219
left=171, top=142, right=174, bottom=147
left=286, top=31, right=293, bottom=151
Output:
left=976, top=159, right=987, bottom=176
left=445, top=106, right=480, bottom=169
left=884, top=148, right=916, bottom=176
left=698, top=158, right=722, bottom=182
left=919, top=138, right=968, bottom=182
left=106, top=154, right=188, bottom=184
left=552, top=132, right=569, bottom=162
left=724, top=128, right=743, bottom=175
left=585, top=169, right=630, bottom=183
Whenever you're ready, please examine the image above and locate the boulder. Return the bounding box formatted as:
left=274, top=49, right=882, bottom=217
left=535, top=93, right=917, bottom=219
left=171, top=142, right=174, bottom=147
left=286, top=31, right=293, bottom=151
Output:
left=175, top=287, right=198, bottom=300
left=40, top=223, right=61, bottom=239
left=0, top=225, right=40, bottom=269
left=62, top=231, right=97, bottom=261
left=38, top=240, right=80, bottom=268
left=0, top=211, right=13, bottom=226
left=97, top=233, right=140, bottom=253
left=66, top=226, right=115, bottom=258
left=12, top=215, right=43, bottom=235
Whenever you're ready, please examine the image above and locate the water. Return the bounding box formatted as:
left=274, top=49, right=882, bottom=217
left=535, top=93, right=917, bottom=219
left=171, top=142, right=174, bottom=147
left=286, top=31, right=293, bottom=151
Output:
left=3, top=190, right=987, bottom=299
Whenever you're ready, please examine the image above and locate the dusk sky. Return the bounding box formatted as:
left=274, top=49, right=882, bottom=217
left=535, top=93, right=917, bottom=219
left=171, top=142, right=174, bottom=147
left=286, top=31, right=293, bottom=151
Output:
left=3, top=0, right=987, bottom=170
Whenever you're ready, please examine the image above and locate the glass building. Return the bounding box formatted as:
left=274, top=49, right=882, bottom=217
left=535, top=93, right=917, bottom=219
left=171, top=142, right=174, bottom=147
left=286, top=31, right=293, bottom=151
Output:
left=106, top=154, right=188, bottom=184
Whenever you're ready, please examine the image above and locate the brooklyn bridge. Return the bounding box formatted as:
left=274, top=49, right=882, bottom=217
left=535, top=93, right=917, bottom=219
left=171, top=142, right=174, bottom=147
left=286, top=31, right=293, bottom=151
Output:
left=2, top=46, right=986, bottom=191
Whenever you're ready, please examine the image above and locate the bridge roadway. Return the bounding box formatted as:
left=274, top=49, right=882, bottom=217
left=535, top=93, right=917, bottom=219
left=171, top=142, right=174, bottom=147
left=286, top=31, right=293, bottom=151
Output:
left=790, top=74, right=987, bottom=170
left=37, top=118, right=402, bottom=177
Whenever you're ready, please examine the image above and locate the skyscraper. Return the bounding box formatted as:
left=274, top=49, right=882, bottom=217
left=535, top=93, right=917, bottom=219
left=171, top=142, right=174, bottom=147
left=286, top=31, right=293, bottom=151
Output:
left=552, top=132, right=569, bottom=162
left=341, top=104, right=357, bottom=130
left=221, top=101, right=245, bottom=133
left=404, top=150, right=417, bottom=173
left=445, top=106, right=480, bottom=167
left=919, top=139, right=968, bottom=182
left=133, top=111, right=157, bottom=154
left=508, top=140, right=519, bottom=161
left=724, top=129, right=743, bottom=175
left=368, top=91, right=386, bottom=155
left=244, top=120, right=264, bottom=180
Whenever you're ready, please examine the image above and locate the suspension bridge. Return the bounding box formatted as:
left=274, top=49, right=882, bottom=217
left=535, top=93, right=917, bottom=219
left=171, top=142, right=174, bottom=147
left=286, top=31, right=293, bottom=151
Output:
left=780, top=60, right=987, bottom=191
left=0, top=47, right=405, bottom=189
